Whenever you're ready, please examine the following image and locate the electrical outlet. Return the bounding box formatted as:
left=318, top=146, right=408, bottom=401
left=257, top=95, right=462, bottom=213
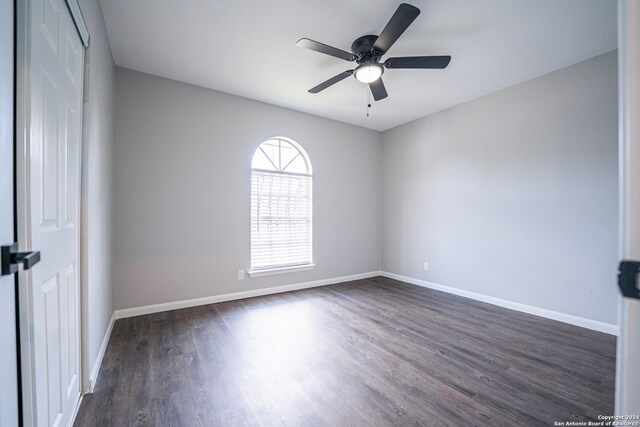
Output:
left=237, top=269, right=245, bottom=280
left=423, top=262, right=429, bottom=271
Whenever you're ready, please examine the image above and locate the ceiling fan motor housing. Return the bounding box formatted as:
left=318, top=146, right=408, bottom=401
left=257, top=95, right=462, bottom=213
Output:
left=351, top=35, right=382, bottom=63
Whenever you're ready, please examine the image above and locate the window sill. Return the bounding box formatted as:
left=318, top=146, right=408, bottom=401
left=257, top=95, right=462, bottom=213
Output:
left=248, top=264, right=316, bottom=278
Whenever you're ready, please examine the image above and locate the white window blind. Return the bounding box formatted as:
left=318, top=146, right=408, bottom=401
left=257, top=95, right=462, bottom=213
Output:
left=250, top=138, right=312, bottom=271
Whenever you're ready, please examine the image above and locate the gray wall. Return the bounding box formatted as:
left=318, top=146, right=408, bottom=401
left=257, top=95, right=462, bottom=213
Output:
left=381, top=51, right=618, bottom=325
left=113, top=68, right=382, bottom=310
left=79, top=0, right=115, bottom=389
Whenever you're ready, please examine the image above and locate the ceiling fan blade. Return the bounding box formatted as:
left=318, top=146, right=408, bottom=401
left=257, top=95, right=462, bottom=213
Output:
left=369, top=78, right=388, bottom=101
left=308, top=70, right=354, bottom=93
left=297, top=38, right=356, bottom=61
left=385, top=55, right=451, bottom=69
left=373, top=3, right=420, bottom=54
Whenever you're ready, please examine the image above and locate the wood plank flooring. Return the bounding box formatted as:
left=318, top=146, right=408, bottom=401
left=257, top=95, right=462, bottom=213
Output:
left=74, top=276, right=616, bottom=426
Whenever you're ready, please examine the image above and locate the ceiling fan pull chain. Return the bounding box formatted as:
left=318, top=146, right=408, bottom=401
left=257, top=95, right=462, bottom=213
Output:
left=367, top=86, right=371, bottom=117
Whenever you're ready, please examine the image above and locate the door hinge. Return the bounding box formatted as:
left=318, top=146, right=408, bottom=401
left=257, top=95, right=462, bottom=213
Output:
left=1, top=243, right=41, bottom=276
left=618, top=260, right=640, bottom=299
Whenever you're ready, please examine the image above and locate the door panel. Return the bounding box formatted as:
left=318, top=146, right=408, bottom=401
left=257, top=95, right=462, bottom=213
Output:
left=63, top=263, right=77, bottom=399
left=64, top=102, right=77, bottom=226
left=18, top=0, right=84, bottom=425
left=41, top=67, right=59, bottom=227
left=41, top=0, right=59, bottom=55
left=42, top=274, right=62, bottom=427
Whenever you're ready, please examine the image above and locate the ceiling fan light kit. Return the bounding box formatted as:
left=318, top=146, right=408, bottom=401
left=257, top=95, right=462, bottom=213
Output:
left=354, top=63, right=384, bottom=84
left=296, top=3, right=451, bottom=102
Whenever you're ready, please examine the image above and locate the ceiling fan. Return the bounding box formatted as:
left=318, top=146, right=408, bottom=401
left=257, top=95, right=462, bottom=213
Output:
left=296, top=3, right=451, bottom=101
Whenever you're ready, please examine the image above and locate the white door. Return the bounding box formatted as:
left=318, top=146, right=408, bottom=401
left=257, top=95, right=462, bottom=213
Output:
left=16, top=0, right=85, bottom=425
left=616, top=0, right=640, bottom=416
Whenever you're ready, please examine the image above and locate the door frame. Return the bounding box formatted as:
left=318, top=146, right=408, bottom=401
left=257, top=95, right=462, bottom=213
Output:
left=0, top=0, right=21, bottom=425
left=616, top=0, right=640, bottom=415
left=15, top=2, right=36, bottom=423
left=15, top=0, right=89, bottom=425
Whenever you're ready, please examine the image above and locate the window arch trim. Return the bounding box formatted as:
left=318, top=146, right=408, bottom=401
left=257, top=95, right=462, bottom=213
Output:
left=251, top=136, right=312, bottom=175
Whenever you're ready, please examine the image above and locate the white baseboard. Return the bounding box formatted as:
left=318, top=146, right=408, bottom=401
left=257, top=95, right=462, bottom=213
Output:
left=381, top=271, right=619, bottom=336
left=88, top=312, right=116, bottom=392
left=68, top=393, right=83, bottom=427
left=114, top=270, right=382, bottom=320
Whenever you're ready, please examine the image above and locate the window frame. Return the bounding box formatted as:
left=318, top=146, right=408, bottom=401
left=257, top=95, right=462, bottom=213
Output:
left=248, top=137, right=314, bottom=277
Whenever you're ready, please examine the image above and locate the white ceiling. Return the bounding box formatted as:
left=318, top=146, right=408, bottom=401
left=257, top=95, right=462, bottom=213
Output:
left=98, top=0, right=616, bottom=132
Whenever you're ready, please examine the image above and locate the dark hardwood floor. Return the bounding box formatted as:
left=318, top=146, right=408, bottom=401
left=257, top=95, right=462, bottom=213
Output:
left=74, top=276, right=616, bottom=426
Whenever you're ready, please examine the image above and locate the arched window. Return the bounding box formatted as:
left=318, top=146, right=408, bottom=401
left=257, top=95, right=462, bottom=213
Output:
left=249, top=137, right=313, bottom=275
